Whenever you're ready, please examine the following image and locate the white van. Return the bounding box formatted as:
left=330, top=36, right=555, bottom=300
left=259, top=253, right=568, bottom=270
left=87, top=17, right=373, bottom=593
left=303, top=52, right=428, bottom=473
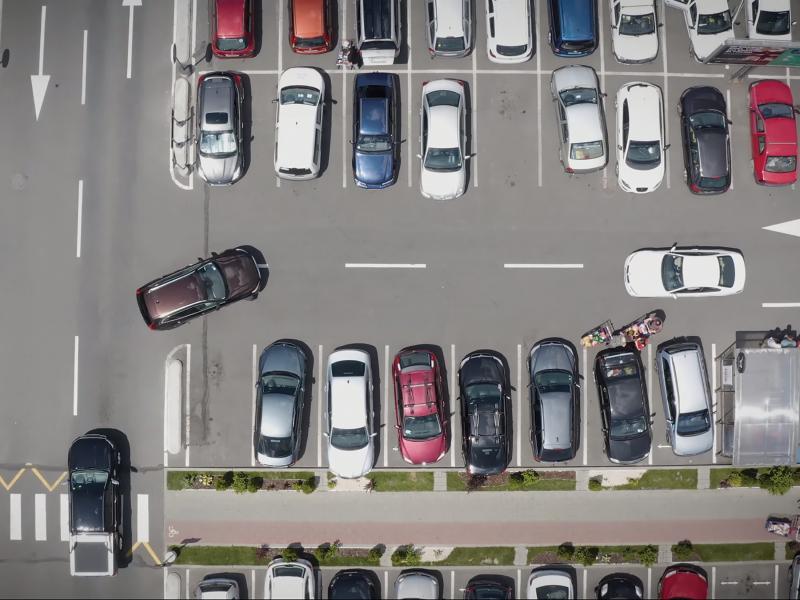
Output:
left=274, top=67, right=325, bottom=180
left=357, top=0, right=402, bottom=65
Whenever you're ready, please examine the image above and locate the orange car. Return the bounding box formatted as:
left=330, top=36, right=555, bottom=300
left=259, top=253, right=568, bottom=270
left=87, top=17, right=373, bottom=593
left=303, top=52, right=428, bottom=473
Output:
left=289, top=0, right=334, bottom=53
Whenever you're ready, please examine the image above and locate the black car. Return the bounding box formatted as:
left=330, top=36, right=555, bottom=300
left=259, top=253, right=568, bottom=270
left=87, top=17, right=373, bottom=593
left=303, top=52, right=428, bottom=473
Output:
left=595, top=573, right=644, bottom=599
left=459, top=351, right=512, bottom=475
left=352, top=72, right=400, bottom=189
left=68, top=434, right=121, bottom=539
left=529, top=338, right=580, bottom=462
left=328, top=569, right=378, bottom=599
left=464, top=576, right=514, bottom=599
left=594, top=348, right=652, bottom=464
left=679, top=86, right=731, bottom=194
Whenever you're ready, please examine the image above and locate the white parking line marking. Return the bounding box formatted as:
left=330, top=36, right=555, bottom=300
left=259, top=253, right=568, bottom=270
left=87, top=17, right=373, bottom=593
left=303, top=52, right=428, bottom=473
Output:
left=775, top=564, right=780, bottom=599
left=75, top=180, right=83, bottom=258
left=9, top=494, right=21, bottom=540
left=124, top=0, right=141, bottom=79
left=726, top=88, right=733, bottom=190
left=60, top=493, right=69, bottom=541
left=0, top=1, right=3, bottom=51
left=383, top=570, right=388, bottom=599
left=185, top=343, right=191, bottom=466
left=711, top=566, right=716, bottom=598
left=251, top=344, right=257, bottom=466
left=342, top=70, right=348, bottom=189
left=720, top=581, right=739, bottom=585
left=504, top=263, right=583, bottom=269
left=536, top=14, right=542, bottom=188
left=137, top=494, right=149, bottom=543
left=318, top=344, right=324, bottom=467
left=345, top=263, right=426, bottom=269
left=35, top=494, right=46, bottom=541
left=450, top=570, right=455, bottom=599
left=582, top=568, right=587, bottom=599
left=450, top=343, right=456, bottom=467
left=517, top=344, right=522, bottom=466
left=73, top=335, right=79, bottom=416
left=186, top=568, right=191, bottom=599
left=648, top=343, right=653, bottom=465
left=753, top=581, right=772, bottom=585
left=517, top=569, right=521, bottom=597
left=471, top=50, right=478, bottom=188
left=711, top=343, right=717, bottom=464
left=647, top=567, right=652, bottom=600
left=251, top=569, right=255, bottom=598
left=81, top=30, right=88, bottom=105
left=407, top=12, right=413, bottom=188
left=582, top=347, right=588, bottom=465
left=660, top=0, right=670, bottom=189
left=763, top=302, right=800, bottom=308
left=277, top=0, right=283, bottom=74
left=232, top=67, right=730, bottom=78
left=383, top=344, right=389, bottom=467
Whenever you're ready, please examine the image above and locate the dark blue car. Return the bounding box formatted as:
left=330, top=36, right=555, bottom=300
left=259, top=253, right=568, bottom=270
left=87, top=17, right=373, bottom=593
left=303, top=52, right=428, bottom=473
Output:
left=547, top=0, right=598, bottom=57
left=352, top=72, right=400, bottom=189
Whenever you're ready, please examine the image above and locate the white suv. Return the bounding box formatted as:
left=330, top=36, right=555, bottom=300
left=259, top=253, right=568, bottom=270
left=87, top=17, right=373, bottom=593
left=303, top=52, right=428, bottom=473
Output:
left=485, top=0, right=533, bottom=63
left=274, top=68, right=325, bottom=180
left=609, top=0, right=658, bottom=63
left=325, top=349, right=376, bottom=479
left=615, top=81, right=666, bottom=193
left=426, top=0, right=473, bottom=57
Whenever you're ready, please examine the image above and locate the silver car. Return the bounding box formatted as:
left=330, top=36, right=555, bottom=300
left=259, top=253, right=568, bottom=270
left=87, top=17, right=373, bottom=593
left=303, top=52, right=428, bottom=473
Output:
left=195, top=577, right=240, bottom=599
left=395, top=571, right=439, bottom=599
left=254, top=341, right=308, bottom=467
left=197, top=72, right=244, bottom=185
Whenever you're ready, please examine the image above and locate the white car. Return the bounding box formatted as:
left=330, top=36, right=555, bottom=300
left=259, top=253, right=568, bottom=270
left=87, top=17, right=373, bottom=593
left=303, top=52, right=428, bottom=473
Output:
left=609, top=0, right=659, bottom=63
left=264, top=558, right=316, bottom=599
left=485, top=0, right=534, bottom=63
left=615, top=81, right=666, bottom=193
left=426, top=0, right=473, bottom=57
left=624, top=245, right=746, bottom=297
left=678, top=0, right=733, bottom=62
left=395, top=571, right=439, bottom=599
left=746, top=0, right=792, bottom=41
left=325, top=349, right=376, bottom=479
left=195, top=578, right=239, bottom=600
left=527, top=569, right=574, bottom=600
left=274, top=67, right=325, bottom=180
left=419, top=79, right=469, bottom=200
left=551, top=65, right=607, bottom=173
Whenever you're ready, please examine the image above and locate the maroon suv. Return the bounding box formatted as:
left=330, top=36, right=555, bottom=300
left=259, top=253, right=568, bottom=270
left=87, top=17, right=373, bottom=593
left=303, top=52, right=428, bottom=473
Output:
left=136, top=248, right=261, bottom=330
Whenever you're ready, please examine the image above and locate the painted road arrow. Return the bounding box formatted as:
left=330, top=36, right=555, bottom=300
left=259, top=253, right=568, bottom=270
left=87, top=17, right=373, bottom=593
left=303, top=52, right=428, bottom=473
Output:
left=123, top=0, right=142, bottom=79
left=30, top=5, right=50, bottom=120
left=763, top=218, right=800, bottom=238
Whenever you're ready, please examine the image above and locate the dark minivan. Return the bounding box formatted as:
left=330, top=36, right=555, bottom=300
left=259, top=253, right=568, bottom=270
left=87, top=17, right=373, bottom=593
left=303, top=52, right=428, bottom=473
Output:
left=547, top=0, right=598, bottom=57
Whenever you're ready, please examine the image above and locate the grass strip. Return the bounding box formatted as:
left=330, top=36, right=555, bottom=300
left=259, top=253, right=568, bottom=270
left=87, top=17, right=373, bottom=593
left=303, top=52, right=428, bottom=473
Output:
left=172, top=545, right=380, bottom=567
left=166, top=470, right=315, bottom=491
left=608, top=469, right=697, bottom=490
left=446, top=472, right=576, bottom=492
left=368, top=471, right=434, bottom=492
left=422, top=546, right=516, bottom=566
left=672, top=542, right=774, bottom=562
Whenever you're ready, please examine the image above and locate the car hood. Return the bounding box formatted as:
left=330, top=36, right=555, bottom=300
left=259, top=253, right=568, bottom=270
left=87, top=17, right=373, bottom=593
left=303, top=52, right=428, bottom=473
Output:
left=673, top=427, right=713, bottom=456
left=421, top=166, right=465, bottom=200
left=71, top=486, right=105, bottom=532
left=216, top=252, right=260, bottom=299
left=355, top=150, right=394, bottom=186
left=530, top=342, right=575, bottom=375
left=256, top=451, right=294, bottom=468
left=327, top=442, right=374, bottom=479
left=260, top=344, right=304, bottom=379
left=618, top=151, right=665, bottom=193
left=688, top=24, right=731, bottom=62
left=400, top=433, right=447, bottom=465
left=624, top=251, right=667, bottom=296
left=608, top=432, right=651, bottom=463
left=199, top=152, right=241, bottom=185
left=612, top=28, right=658, bottom=62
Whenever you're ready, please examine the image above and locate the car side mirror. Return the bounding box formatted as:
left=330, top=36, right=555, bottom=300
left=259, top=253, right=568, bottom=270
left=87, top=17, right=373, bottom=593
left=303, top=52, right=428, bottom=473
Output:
left=617, top=145, right=623, bottom=151
left=111, top=479, right=119, bottom=486
left=416, top=154, right=423, bottom=159
left=322, top=431, right=329, bottom=437
left=370, top=432, right=378, bottom=438
left=395, top=424, right=401, bottom=430
left=272, top=98, right=279, bottom=103
left=669, top=242, right=678, bottom=251
left=664, top=144, right=671, bottom=151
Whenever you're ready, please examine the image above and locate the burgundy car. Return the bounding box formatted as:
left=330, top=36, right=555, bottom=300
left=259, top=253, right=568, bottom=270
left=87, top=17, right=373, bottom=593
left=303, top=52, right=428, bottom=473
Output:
left=211, top=0, right=256, bottom=58
left=136, top=248, right=261, bottom=330
left=658, top=564, right=708, bottom=600
left=392, top=348, right=448, bottom=465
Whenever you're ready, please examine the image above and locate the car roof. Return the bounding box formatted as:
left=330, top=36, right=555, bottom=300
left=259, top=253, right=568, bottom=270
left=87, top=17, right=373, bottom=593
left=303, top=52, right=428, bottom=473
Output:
left=359, top=97, right=390, bottom=136
left=681, top=254, right=720, bottom=288
left=622, top=82, right=662, bottom=141
left=330, top=376, right=368, bottom=428
left=215, top=0, right=246, bottom=38
left=428, top=105, right=460, bottom=148
left=554, top=0, right=596, bottom=41
left=682, top=86, right=726, bottom=116
left=491, top=0, right=530, bottom=45
left=695, top=129, right=728, bottom=178
left=277, top=104, right=317, bottom=167
left=200, top=74, right=235, bottom=132
left=433, top=0, right=466, bottom=36
left=399, top=366, right=438, bottom=418
left=260, top=393, right=296, bottom=437
left=566, top=103, right=604, bottom=144
left=697, top=0, right=729, bottom=13
left=665, top=345, right=708, bottom=414
left=292, top=0, right=326, bottom=38
left=360, top=0, right=395, bottom=39
left=540, top=390, right=573, bottom=450
left=142, top=267, right=210, bottom=320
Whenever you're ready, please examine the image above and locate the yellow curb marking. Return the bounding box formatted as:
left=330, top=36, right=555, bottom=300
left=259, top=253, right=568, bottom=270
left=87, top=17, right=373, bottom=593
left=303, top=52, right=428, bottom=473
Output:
left=131, top=541, right=162, bottom=566
left=0, top=468, right=26, bottom=491
left=30, top=467, right=67, bottom=492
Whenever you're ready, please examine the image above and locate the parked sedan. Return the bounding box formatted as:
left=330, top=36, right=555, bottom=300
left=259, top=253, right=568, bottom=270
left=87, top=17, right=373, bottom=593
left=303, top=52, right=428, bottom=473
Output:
left=325, top=350, right=376, bottom=479
left=680, top=0, right=733, bottom=62
left=464, top=576, right=514, bottom=599
left=393, top=347, right=448, bottom=465
left=136, top=247, right=261, bottom=330
left=608, top=0, right=658, bottom=63
left=596, top=573, right=644, bottom=599
left=211, top=0, right=255, bottom=58
left=197, top=72, right=244, bottom=185
left=485, top=0, right=534, bottom=64
left=274, top=67, right=325, bottom=180
left=527, top=569, right=575, bottom=599
left=529, top=338, right=580, bottom=462
left=551, top=65, right=607, bottom=173
left=594, top=348, right=651, bottom=464
left=328, top=569, right=377, bottom=600
left=264, top=558, right=316, bottom=599
left=254, top=341, right=307, bottom=467
left=426, top=0, right=473, bottom=57
left=624, top=245, right=746, bottom=297
left=419, top=79, right=468, bottom=200
left=352, top=72, right=400, bottom=189
left=196, top=578, right=240, bottom=599
left=679, top=86, right=731, bottom=194
left=749, top=79, right=798, bottom=186
left=615, top=81, right=666, bottom=193
left=746, top=0, right=791, bottom=41
left=395, top=571, right=439, bottom=599
left=459, top=351, right=512, bottom=475
left=658, top=564, right=708, bottom=600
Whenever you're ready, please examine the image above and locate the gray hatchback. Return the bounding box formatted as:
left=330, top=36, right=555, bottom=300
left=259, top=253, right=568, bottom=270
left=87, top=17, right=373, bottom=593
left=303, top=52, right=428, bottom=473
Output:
left=197, top=72, right=244, bottom=185
left=254, top=341, right=308, bottom=467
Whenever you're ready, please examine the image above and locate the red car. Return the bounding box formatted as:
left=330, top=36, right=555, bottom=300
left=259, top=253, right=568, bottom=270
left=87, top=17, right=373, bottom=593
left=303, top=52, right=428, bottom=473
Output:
left=749, top=79, right=798, bottom=185
left=392, top=348, right=448, bottom=465
left=289, top=0, right=334, bottom=54
left=658, top=564, right=708, bottom=600
left=211, top=0, right=256, bottom=58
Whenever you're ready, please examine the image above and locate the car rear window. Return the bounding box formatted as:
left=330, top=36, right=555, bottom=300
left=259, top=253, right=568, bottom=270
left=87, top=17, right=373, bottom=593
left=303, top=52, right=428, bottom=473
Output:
left=717, top=256, right=735, bottom=287
left=765, top=155, right=797, bottom=173
left=571, top=141, right=604, bottom=160
left=206, top=112, right=229, bottom=125
left=217, top=37, right=247, bottom=51
left=331, top=360, right=366, bottom=377
left=435, top=36, right=466, bottom=53
left=497, top=44, right=527, bottom=56
left=294, top=35, right=326, bottom=48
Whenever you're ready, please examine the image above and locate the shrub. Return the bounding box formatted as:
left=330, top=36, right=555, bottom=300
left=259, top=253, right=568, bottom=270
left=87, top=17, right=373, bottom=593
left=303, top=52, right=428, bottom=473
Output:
left=314, top=540, right=342, bottom=562
left=620, top=546, right=638, bottom=563
left=574, top=546, right=599, bottom=566
left=724, top=471, right=743, bottom=488
left=759, top=466, right=794, bottom=496
left=281, top=547, right=299, bottom=562
left=293, top=476, right=317, bottom=494
left=465, top=474, right=487, bottom=492
left=255, top=545, right=272, bottom=562
left=182, top=471, right=198, bottom=489
left=367, top=545, right=385, bottom=562
left=638, top=545, right=659, bottom=567
left=521, top=470, right=540, bottom=485
left=588, top=478, right=603, bottom=491
left=673, top=540, right=694, bottom=561
left=556, top=543, right=575, bottom=561
left=232, top=471, right=251, bottom=494
left=214, top=471, right=233, bottom=491
left=392, top=544, right=422, bottom=566
left=247, top=475, right=263, bottom=493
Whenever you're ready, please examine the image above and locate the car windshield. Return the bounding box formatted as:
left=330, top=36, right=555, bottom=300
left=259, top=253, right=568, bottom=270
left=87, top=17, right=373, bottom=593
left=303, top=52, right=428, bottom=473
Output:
left=534, top=585, right=570, bottom=600
left=426, top=89, right=461, bottom=108
left=571, top=141, right=604, bottom=160
left=619, top=12, right=656, bottom=35
left=199, top=131, right=236, bottom=156
left=274, top=565, right=306, bottom=578
left=535, top=370, right=573, bottom=393
left=331, top=360, right=366, bottom=377
left=257, top=435, right=293, bottom=458
left=559, top=87, right=597, bottom=107
left=261, top=373, right=299, bottom=396
left=610, top=416, right=647, bottom=439
left=699, top=175, right=729, bottom=189
left=425, top=147, right=462, bottom=171
left=403, top=414, right=442, bottom=440
left=677, top=409, right=711, bottom=436
left=295, top=35, right=326, bottom=48
left=759, top=102, right=794, bottom=119
left=436, top=36, right=466, bottom=52
left=756, top=10, right=791, bottom=35
left=330, top=427, right=369, bottom=450
left=661, top=254, right=684, bottom=292
left=197, top=262, right=227, bottom=300
left=697, top=10, right=732, bottom=34
left=626, top=141, right=661, bottom=167
left=357, top=134, right=392, bottom=152
left=766, top=155, right=797, bottom=172
left=399, top=351, right=432, bottom=369
left=217, top=36, right=247, bottom=51
left=689, top=111, right=726, bottom=129
left=70, top=469, right=108, bottom=491
left=280, top=86, right=320, bottom=106
left=717, top=255, right=735, bottom=287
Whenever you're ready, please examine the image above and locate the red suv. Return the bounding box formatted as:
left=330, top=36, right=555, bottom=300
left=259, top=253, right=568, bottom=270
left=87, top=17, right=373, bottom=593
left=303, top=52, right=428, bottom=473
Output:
left=392, top=348, right=448, bottom=465
left=749, top=80, right=798, bottom=185
left=658, top=564, right=708, bottom=600
left=211, top=0, right=256, bottom=58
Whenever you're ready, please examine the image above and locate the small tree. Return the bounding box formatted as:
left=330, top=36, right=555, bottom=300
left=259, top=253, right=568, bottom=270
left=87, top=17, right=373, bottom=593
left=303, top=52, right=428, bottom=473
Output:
left=315, top=540, right=342, bottom=562
left=214, top=471, right=234, bottom=491
left=574, top=546, right=599, bottom=566
left=293, top=476, right=317, bottom=494
left=521, top=470, right=540, bottom=485
left=588, top=478, right=603, bottom=491
left=232, top=471, right=250, bottom=494
left=724, top=471, right=743, bottom=488
left=247, top=475, right=263, bottom=493
left=556, top=542, right=575, bottom=561
left=282, top=547, right=299, bottom=562
left=367, top=545, right=385, bottom=563
left=759, top=466, right=794, bottom=496
left=392, top=544, right=422, bottom=567
left=672, top=540, right=694, bottom=561
left=637, top=545, right=659, bottom=567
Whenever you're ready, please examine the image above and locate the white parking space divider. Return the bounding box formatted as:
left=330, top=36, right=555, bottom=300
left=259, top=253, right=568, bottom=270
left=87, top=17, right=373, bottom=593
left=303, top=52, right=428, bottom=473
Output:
left=251, top=344, right=258, bottom=467
left=9, top=493, right=21, bottom=540
left=137, top=494, right=149, bottom=543
left=648, top=344, right=653, bottom=465
left=582, top=347, right=588, bottom=465
left=384, top=345, right=389, bottom=467
left=517, top=344, right=522, bottom=467
left=165, top=354, right=184, bottom=457
left=711, top=343, right=717, bottom=464
left=450, top=344, right=456, bottom=467
left=34, top=493, right=46, bottom=541
left=60, top=493, right=69, bottom=542
left=185, top=343, right=192, bottom=467
left=318, top=344, right=324, bottom=467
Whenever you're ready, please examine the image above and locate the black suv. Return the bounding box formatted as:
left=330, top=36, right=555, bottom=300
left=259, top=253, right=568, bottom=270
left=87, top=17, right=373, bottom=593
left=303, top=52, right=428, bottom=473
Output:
left=679, top=86, right=731, bottom=194
left=68, top=434, right=121, bottom=540
left=594, top=348, right=652, bottom=464
left=459, top=351, right=512, bottom=476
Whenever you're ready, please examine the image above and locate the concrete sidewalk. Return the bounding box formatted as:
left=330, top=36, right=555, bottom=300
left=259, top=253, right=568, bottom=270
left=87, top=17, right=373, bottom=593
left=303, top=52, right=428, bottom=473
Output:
left=165, top=488, right=792, bottom=547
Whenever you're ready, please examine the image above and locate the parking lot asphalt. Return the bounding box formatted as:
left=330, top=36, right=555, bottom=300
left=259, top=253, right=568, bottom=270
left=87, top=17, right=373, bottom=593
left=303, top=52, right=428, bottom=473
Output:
left=1, top=0, right=800, bottom=596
